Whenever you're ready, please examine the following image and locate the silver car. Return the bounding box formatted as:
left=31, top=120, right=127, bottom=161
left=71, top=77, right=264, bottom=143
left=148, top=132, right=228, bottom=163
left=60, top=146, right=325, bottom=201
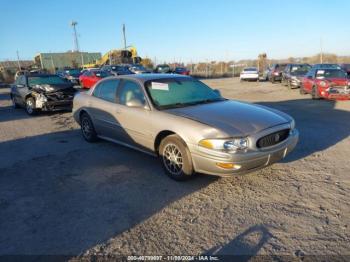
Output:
left=73, top=74, right=299, bottom=180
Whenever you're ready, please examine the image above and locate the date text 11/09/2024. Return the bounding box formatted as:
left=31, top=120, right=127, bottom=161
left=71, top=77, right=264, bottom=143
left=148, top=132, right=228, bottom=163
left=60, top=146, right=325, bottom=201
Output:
left=127, top=255, right=219, bottom=261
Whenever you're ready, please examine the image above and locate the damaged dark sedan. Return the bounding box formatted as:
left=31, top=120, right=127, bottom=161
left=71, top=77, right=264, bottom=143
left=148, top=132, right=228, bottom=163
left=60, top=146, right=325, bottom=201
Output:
left=10, top=74, right=77, bottom=115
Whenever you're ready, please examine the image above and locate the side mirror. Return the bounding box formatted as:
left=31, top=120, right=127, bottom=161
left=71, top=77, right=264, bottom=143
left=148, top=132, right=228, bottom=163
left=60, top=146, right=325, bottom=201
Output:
left=126, top=98, right=145, bottom=108
left=213, top=89, right=221, bottom=96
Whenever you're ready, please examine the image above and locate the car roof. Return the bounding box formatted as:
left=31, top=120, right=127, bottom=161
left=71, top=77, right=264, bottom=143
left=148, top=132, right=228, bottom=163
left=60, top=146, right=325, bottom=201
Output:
left=106, top=73, right=192, bottom=83
left=26, top=74, right=58, bottom=77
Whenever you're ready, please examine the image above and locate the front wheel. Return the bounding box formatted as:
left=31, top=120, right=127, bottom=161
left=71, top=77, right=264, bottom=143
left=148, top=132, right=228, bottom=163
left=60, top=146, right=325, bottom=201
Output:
left=25, top=97, right=37, bottom=115
left=299, top=85, right=307, bottom=94
left=159, top=135, right=194, bottom=181
left=312, top=86, right=321, bottom=100
left=271, top=77, right=275, bottom=84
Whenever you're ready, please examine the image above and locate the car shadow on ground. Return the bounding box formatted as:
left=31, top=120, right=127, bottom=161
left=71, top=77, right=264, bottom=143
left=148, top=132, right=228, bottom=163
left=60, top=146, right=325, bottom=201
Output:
left=256, top=99, right=350, bottom=162
left=204, top=225, right=272, bottom=260
left=0, top=129, right=218, bottom=255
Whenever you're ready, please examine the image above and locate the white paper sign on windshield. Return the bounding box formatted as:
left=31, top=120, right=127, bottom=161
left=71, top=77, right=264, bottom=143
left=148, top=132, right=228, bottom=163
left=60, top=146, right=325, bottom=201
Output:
left=151, top=82, right=169, bottom=91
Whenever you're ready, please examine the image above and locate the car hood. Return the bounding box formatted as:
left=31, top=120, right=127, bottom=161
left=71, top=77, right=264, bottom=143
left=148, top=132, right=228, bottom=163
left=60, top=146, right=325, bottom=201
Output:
left=32, top=84, right=74, bottom=93
left=166, top=100, right=290, bottom=136
left=325, top=78, right=348, bottom=86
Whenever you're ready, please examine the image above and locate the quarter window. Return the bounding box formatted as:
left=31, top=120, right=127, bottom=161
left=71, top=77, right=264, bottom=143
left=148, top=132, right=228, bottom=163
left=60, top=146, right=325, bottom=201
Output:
left=93, top=80, right=120, bottom=102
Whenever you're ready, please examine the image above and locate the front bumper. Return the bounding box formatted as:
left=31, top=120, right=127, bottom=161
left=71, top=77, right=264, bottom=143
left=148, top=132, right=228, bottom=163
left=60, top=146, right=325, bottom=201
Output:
left=189, top=129, right=299, bottom=177
left=290, top=79, right=301, bottom=88
left=241, top=74, right=259, bottom=80
left=42, top=100, right=73, bottom=111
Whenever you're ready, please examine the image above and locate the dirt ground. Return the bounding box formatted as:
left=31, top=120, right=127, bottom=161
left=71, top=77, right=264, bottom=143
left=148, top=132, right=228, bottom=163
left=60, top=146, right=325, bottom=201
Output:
left=0, top=78, right=349, bottom=258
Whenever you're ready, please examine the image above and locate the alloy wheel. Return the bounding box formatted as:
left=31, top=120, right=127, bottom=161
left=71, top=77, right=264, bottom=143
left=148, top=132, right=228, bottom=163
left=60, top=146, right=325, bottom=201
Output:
left=81, top=118, right=92, bottom=139
left=162, top=143, right=183, bottom=176
left=26, top=99, right=34, bottom=114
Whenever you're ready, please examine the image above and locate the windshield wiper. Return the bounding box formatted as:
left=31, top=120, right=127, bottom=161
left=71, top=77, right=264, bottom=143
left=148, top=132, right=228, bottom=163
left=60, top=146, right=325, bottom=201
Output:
left=159, top=98, right=226, bottom=110
left=190, top=98, right=226, bottom=105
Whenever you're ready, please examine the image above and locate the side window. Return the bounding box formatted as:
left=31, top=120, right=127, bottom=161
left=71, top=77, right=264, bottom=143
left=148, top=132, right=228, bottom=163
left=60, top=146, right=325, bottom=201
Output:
left=19, top=76, right=26, bottom=85
left=117, top=80, right=146, bottom=106
left=93, top=79, right=120, bottom=102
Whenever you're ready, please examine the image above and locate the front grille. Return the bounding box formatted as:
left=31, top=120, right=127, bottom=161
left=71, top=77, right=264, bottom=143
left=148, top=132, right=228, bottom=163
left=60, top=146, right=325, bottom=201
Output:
left=257, top=129, right=290, bottom=148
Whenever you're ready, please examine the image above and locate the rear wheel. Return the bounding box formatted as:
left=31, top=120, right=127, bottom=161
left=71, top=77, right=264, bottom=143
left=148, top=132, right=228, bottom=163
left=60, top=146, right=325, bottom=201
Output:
left=299, top=85, right=307, bottom=95
left=25, top=97, right=37, bottom=115
left=159, top=135, right=194, bottom=181
left=80, top=113, right=98, bottom=142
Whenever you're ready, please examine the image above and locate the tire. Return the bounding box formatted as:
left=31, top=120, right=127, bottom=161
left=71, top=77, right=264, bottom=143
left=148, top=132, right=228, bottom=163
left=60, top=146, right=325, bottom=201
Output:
left=271, top=77, right=275, bottom=84
left=11, top=95, right=19, bottom=109
left=25, top=97, right=37, bottom=115
left=80, top=112, right=98, bottom=142
left=299, top=85, right=307, bottom=95
left=312, top=86, right=321, bottom=100
left=282, top=78, right=286, bottom=86
left=159, top=134, right=194, bottom=181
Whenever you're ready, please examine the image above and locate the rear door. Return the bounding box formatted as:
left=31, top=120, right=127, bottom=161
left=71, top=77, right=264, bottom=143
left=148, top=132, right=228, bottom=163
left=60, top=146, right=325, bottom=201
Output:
left=114, top=79, right=154, bottom=151
left=88, top=79, right=124, bottom=139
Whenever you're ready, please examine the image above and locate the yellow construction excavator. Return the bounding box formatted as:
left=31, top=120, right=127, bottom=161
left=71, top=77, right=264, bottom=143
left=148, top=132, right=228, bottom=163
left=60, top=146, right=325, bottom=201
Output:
left=83, top=46, right=141, bottom=68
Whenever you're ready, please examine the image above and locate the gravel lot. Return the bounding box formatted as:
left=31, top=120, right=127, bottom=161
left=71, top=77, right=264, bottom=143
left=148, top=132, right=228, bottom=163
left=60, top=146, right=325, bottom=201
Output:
left=0, top=78, right=349, bottom=258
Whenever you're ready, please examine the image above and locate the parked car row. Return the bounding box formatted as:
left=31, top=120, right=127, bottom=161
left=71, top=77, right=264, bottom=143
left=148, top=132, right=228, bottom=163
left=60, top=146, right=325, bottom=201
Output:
left=267, top=63, right=350, bottom=100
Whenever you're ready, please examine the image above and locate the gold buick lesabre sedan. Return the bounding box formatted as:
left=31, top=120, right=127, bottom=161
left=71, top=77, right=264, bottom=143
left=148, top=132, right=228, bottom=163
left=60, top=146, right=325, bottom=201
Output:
left=73, top=74, right=298, bottom=181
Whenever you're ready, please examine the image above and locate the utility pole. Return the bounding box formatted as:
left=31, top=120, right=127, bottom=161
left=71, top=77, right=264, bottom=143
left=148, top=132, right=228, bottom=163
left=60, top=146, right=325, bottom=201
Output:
left=320, top=37, right=323, bottom=64
left=122, top=24, right=127, bottom=50
left=51, top=55, right=55, bottom=73
left=71, top=21, right=80, bottom=52
left=16, top=50, right=21, bottom=70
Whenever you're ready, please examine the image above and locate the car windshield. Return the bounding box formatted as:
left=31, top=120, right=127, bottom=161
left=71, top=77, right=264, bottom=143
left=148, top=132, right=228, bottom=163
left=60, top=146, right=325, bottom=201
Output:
left=291, top=65, right=311, bottom=75
left=316, top=69, right=347, bottom=79
left=28, top=76, right=69, bottom=86
left=66, top=69, right=81, bottom=77
left=276, top=64, right=287, bottom=70
left=111, top=66, right=131, bottom=73
left=341, top=64, right=350, bottom=71
left=145, top=78, right=224, bottom=110
left=94, top=71, right=111, bottom=77
left=131, top=65, right=146, bottom=71
left=157, top=65, right=170, bottom=72
left=244, top=68, right=257, bottom=72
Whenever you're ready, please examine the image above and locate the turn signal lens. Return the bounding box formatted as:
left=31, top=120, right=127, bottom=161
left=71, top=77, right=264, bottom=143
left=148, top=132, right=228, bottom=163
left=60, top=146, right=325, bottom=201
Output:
left=198, top=140, right=214, bottom=149
left=216, top=163, right=241, bottom=170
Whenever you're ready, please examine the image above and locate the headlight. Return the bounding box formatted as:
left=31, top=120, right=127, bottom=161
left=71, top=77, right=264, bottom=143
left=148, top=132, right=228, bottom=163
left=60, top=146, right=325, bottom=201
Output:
left=290, top=119, right=295, bottom=130
left=319, top=81, right=328, bottom=87
left=199, top=138, right=249, bottom=152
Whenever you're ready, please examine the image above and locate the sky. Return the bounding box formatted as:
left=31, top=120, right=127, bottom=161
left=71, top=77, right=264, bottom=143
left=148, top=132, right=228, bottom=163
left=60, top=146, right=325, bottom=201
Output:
left=0, top=0, right=349, bottom=63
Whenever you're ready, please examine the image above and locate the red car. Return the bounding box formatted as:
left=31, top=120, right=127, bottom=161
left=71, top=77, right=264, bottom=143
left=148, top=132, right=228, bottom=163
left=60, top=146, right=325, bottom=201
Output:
left=79, top=69, right=111, bottom=88
left=174, top=67, right=190, bottom=75
left=300, top=68, right=350, bottom=100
